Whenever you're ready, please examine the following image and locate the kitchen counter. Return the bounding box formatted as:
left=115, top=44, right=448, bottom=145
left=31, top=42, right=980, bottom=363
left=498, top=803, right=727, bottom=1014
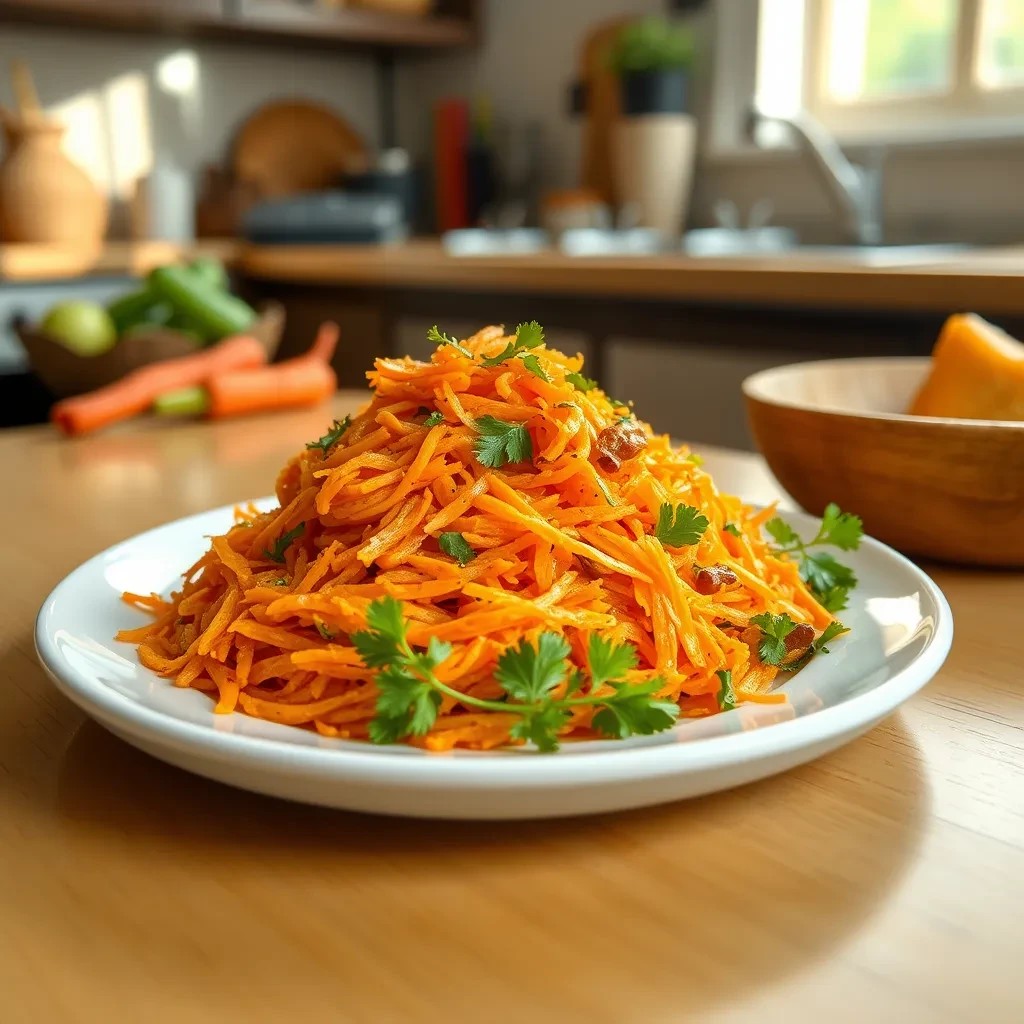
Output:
left=240, top=240, right=1024, bottom=314
left=7, top=238, right=1023, bottom=313
left=2, top=395, right=1022, bottom=1022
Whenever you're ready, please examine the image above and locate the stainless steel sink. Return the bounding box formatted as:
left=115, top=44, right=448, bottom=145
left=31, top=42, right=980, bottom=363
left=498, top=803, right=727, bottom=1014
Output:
left=683, top=235, right=970, bottom=267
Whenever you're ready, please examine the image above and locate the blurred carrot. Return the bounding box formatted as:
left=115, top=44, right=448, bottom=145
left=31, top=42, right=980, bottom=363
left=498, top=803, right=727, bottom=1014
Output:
left=206, top=321, right=339, bottom=420
left=52, top=334, right=266, bottom=436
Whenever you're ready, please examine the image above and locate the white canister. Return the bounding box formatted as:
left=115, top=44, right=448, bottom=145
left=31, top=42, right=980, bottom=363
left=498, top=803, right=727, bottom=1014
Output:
left=613, top=113, right=697, bottom=239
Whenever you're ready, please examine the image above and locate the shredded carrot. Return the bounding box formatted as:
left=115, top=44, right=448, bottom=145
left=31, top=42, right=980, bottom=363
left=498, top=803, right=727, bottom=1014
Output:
left=118, top=325, right=840, bottom=750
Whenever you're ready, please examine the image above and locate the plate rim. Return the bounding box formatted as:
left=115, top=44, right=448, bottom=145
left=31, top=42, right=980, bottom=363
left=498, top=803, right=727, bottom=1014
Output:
left=36, top=500, right=954, bottom=789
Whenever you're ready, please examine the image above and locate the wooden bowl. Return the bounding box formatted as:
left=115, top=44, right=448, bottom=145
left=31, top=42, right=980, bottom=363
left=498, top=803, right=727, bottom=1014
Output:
left=743, top=357, right=1024, bottom=567
left=18, top=302, right=285, bottom=399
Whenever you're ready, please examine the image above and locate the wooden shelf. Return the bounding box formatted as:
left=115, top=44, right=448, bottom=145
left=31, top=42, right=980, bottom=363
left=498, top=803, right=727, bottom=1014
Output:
left=0, top=239, right=239, bottom=282
left=0, top=0, right=477, bottom=49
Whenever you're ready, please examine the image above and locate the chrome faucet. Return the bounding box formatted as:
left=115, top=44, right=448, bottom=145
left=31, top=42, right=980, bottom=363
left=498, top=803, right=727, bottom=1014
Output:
left=744, top=107, right=884, bottom=246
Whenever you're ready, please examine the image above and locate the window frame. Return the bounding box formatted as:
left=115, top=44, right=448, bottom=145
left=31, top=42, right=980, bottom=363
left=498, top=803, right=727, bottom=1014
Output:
left=802, top=0, right=1024, bottom=142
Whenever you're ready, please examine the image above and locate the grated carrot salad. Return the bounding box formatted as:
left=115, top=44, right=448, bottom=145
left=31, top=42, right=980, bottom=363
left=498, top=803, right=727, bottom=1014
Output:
left=119, top=326, right=836, bottom=751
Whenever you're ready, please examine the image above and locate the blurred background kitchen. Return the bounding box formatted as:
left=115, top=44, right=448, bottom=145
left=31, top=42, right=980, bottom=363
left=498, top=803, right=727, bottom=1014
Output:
left=2, top=0, right=1023, bottom=443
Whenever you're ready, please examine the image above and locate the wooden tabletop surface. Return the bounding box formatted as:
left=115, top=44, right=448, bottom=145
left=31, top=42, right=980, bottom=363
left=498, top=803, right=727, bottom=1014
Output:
left=239, top=239, right=1024, bottom=314
left=2, top=394, right=1022, bottom=1023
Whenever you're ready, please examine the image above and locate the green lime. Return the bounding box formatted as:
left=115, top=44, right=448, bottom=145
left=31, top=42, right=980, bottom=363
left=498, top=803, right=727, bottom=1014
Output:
left=41, top=301, right=117, bottom=357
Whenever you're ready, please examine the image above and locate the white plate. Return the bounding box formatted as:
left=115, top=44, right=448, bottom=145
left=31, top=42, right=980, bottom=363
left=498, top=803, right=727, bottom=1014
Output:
left=36, top=500, right=952, bottom=820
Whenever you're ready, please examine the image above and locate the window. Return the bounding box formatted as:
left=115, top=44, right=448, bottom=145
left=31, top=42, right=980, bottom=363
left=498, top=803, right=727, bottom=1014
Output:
left=756, top=0, right=1024, bottom=141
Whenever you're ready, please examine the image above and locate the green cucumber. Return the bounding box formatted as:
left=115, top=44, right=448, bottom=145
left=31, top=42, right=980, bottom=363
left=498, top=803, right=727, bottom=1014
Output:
left=153, top=386, right=210, bottom=418
left=188, top=256, right=230, bottom=291
left=148, top=265, right=256, bottom=342
left=107, top=288, right=174, bottom=335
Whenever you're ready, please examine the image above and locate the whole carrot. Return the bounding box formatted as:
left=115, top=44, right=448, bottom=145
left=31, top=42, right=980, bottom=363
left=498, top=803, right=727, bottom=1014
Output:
left=52, top=334, right=267, bottom=436
left=206, top=322, right=340, bottom=420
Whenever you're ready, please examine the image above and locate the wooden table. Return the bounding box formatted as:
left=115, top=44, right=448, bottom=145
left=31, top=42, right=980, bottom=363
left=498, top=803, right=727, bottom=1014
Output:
left=2, top=394, right=1021, bottom=1023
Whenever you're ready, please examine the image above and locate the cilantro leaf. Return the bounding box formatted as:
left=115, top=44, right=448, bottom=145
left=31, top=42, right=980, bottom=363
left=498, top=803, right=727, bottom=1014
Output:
left=482, top=320, right=546, bottom=367
left=352, top=596, right=406, bottom=668
left=520, top=353, right=551, bottom=381
left=723, top=522, right=742, bottom=538
left=368, top=710, right=414, bottom=745
left=262, top=522, right=305, bottom=564
left=426, top=635, right=453, bottom=665
left=655, top=503, right=710, bottom=547
left=801, top=552, right=858, bottom=611
left=716, top=669, right=737, bottom=711
left=817, top=503, right=864, bottom=551
left=423, top=410, right=445, bottom=427
left=592, top=679, right=678, bottom=739
left=815, top=620, right=847, bottom=653
left=749, top=611, right=798, bottom=666
left=473, top=416, right=533, bottom=468
left=764, top=516, right=800, bottom=548
left=587, top=634, right=638, bottom=690
left=438, top=531, right=476, bottom=566
left=373, top=664, right=428, bottom=718
left=306, top=417, right=350, bottom=456
left=365, top=594, right=406, bottom=643
left=565, top=371, right=597, bottom=392
left=495, top=632, right=571, bottom=704
left=427, top=325, right=473, bottom=357
left=509, top=705, right=571, bottom=753
left=512, top=320, right=545, bottom=350
left=686, top=452, right=704, bottom=466
left=316, top=621, right=337, bottom=641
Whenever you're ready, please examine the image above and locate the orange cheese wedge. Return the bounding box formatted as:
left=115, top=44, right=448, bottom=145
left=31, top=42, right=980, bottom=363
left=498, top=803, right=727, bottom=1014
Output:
left=909, top=313, right=1024, bottom=421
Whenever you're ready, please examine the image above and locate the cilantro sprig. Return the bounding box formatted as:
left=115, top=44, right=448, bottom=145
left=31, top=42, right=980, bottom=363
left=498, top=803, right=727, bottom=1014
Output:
left=749, top=612, right=849, bottom=669
left=655, top=503, right=710, bottom=547
left=427, top=325, right=473, bottom=358
left=422, top=410, right=445, bottom=427
left=353, top=598, right=679, bottom=751
left=765, top=503, right=863, bottom=612
left=306, top=416, right=350, bottom=456
left=748, top=612, right=797, bottom=666
left=482, top=320, right=545, bottom=367
left=263, top=522, right=305, bottom=564
left=473, top=416, right=533, bottom=468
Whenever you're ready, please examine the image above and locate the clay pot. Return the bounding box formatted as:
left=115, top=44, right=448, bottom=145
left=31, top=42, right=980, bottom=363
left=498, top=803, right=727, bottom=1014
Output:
left=0, top=117, right=107, bottom=245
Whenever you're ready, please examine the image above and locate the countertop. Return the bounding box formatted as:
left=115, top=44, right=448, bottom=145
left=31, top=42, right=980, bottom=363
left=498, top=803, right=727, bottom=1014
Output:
left=239, top=240, right=1024, bottom=314
left=2, top=394, right=1022, bottom=1022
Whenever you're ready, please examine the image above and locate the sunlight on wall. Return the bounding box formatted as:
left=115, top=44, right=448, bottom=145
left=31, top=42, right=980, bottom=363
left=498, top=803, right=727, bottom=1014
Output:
left=826, top=0, right=869, bottom=101
left=105, top=72, right=152, bottom=200
left=756, top=0, right=806, bottom=118
left=156, top=49, right=202, bottom=157
left=49, top=71, right=152, bottom=200
left=50, top=89, right=107, bottom=191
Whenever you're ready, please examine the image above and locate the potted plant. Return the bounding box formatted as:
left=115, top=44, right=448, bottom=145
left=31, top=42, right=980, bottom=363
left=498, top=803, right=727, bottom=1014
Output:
left=608, top=17, right=698, bottom=237
left=610, top=17, right=696, bottom=115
